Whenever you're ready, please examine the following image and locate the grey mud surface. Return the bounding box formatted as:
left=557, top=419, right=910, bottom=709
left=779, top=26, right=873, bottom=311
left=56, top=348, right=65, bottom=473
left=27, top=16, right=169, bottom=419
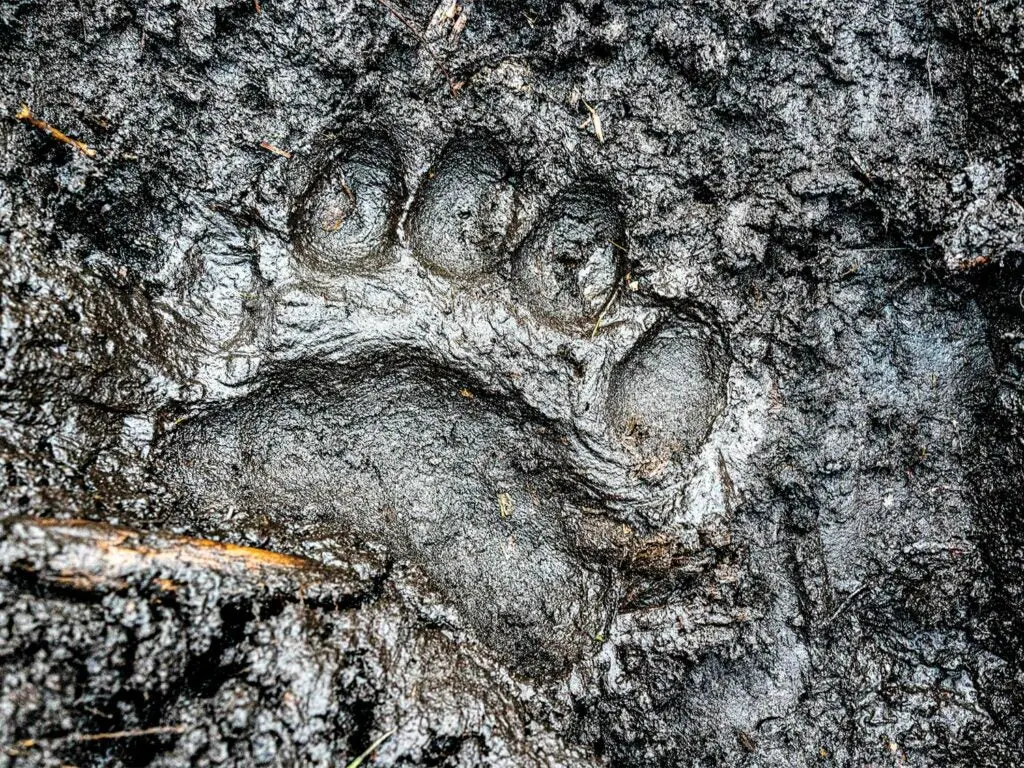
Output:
left=2, top=0, right=1024, bottom=765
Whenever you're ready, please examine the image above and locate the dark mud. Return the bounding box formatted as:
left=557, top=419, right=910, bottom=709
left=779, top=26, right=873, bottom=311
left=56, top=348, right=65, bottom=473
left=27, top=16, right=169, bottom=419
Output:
left=2, top=0, right=1024, bottom=765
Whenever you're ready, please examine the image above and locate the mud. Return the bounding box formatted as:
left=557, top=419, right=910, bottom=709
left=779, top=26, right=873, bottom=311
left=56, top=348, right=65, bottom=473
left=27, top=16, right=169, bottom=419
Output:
left=1, top=0, right=1024, bottom=765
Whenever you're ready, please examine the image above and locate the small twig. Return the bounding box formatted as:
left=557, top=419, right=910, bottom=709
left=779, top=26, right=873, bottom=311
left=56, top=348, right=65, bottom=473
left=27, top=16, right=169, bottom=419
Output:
left=592, top=270, right=627, bottom=338
left=1, top=516, right=371, bottom=611
left=580, top=100, right=604, bottom=144
left=497, top=491, right=513, bottom=519
left=74, top=726, right=188, bottom=743
left=338, top=171, right=356, bottom=202
left=346, top=728, right=396, bottom=768
left=15, top=104, right=96, bottom=158
left=372, top=0, right=461, bottom=95
left=259, top=141, right=293, bottom=159
left=849, top=152, right=874, bottom=186
left=1, top=517, right=319, bottom=596
left=925, top=44, right=933, bottom=98
left=7, top=725, right=187, bottom=755
left=838, top=246, right=934, bottom=253
left=822, top=582, right=871, bottom=628
left=839, top=265, right=859, bottom=279
left=717, top=449, right=738, bottom=514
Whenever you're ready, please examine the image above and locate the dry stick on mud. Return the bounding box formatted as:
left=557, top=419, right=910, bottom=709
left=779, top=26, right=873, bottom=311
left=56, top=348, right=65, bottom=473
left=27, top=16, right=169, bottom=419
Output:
left=592, top=259, right=631, bottom=338
left=0, top=516, right=323, bottom=596
left=373, top=0, right=463, bottom=95
left=6, top=725, right=188, bottom=757
left=591, top=279, right=622, bottom=338
left=580, top=100, right=605, bottom=144
left=259, top=140, right=293, bottom=159
left=345, top=729, right=397, bottom=768
left=15, top=104, right=97, bottom=158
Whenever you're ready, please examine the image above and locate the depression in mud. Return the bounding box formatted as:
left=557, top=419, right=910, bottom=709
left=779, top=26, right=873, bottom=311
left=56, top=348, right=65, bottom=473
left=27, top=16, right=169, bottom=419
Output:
left=1, top=0, right=1024, bottom=766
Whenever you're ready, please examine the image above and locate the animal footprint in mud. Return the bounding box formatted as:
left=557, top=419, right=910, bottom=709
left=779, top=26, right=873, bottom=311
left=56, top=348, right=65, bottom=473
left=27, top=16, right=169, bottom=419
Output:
left=157, top=135, right=731, bottom=677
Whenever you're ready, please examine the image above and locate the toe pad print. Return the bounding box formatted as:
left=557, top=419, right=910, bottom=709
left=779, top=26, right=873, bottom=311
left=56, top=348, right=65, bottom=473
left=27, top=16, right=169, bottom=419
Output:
left=292, top=138, right=404, bottom=273
left=512, top=188, right=623, bottom=329
left=408, top=140, right=518, bottom=279
left=608, top=320, right=730, bottom=467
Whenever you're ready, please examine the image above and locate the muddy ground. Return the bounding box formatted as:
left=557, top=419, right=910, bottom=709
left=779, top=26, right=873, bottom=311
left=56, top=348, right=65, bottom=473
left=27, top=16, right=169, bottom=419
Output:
left=1, top=0, right=1024, bottom=765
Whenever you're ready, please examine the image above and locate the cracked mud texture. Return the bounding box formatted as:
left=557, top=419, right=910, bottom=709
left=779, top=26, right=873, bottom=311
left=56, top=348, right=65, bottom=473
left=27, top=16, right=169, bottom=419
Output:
left=1, top=0, right=1024, bottom=766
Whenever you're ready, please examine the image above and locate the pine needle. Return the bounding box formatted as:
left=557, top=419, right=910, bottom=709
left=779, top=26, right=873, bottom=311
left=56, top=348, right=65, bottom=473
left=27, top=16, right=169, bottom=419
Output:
left=346, top=728, right=396, bottom=768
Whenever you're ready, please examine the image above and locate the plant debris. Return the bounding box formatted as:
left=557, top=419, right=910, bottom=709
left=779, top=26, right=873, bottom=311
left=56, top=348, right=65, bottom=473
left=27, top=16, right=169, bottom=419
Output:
left=427, top=1, right=470, bottom=44
left=6, top=725, right=188, bottom=756
left=14, top=103, right=96, bottom=158
left=497, top=491, right=513, bottom=519
left=375, top=0, right=463, bottom=95
left=580, top=100, right=604, bottom=144
left=0, top=516, right=325, bottom=596
left=345, top=729, right=397, bottom=768
left=259, top=140, right=293, bottom=159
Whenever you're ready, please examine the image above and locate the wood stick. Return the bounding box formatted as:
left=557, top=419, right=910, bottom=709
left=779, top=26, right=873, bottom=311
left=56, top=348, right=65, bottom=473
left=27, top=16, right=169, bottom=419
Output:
left=259, top=140, right=293, bottom=159
left=0, top=516, right=322, bottom=596
left=15, top=104, right=97, bottom=158
left=7, top=725, right=187, bottom=756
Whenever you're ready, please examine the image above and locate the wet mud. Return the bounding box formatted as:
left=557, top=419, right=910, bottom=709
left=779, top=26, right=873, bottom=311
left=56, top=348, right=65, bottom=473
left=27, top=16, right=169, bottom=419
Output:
left=2, top=0, right=1024, bottom=765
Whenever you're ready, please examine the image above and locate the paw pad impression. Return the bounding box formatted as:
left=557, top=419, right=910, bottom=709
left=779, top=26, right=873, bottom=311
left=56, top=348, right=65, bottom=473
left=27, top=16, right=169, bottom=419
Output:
left=408, top=138, right=520, bottom=279
left=291, top=136, right=405, bottom=273
left=512, top=186, right=624, bottom=329
left=608, top=318, right=730, bottom=470
left=161, top=135, right=732, bottom=679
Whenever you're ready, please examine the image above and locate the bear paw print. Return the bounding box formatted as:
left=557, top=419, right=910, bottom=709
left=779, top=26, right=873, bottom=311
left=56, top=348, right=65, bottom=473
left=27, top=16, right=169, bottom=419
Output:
left=156, top=132, right=731, bottom=678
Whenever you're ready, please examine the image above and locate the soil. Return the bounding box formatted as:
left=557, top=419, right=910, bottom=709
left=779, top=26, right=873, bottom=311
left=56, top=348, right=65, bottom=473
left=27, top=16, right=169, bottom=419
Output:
left=1, top=0, right=1023, bottom=765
